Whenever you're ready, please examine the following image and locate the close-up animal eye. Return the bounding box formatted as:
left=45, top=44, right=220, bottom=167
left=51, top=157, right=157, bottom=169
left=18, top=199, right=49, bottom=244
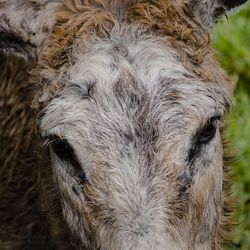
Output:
left=197, top=115, right=221, bottom=145
left=188, top=115, right=222, bottom=162
left=47, top=135, right=87, bottom=182
left=197, top=122, right=216, bottom=144
left=49, top=135, right=75, bottom=162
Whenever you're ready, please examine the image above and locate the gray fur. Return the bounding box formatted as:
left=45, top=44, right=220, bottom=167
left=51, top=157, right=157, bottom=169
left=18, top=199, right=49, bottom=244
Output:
left=0, top=0, right=248, bottom=249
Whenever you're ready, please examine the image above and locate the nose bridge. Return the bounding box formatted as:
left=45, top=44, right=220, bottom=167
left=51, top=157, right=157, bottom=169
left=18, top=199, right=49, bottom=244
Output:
left=102, top=104, right=168, bottom=234
left=109, top=153, right=166, bottom=232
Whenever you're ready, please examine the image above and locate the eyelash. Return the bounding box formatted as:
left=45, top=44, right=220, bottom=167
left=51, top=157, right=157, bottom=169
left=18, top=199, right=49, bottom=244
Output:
left=197, top=119, right=220, bottom=144
left=188, top=115, right=221, bottom=163
left=48, top=135, right=75, bottom=162
left=45, top=135, right=87, bottom=182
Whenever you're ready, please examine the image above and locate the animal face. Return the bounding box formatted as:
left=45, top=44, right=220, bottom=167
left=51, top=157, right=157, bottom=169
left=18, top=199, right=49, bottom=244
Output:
left=1, top=0, right=248, bottom=249
left=39, top=30, right=230, bottom=249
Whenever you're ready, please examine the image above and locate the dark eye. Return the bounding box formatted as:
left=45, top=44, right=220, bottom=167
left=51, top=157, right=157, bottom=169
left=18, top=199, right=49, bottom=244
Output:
left=187, top=115, right=221, bottom=163
left=46, top=135, right=87, bottom=182
left=197, top=115, right=221, bottom=145
left=49, top=135, right=74, bottom=162
left=197, top=123, right=216, bottom=144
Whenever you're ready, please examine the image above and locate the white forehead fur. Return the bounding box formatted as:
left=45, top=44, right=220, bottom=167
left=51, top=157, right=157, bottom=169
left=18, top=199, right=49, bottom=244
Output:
left=68, top=31, right=191, bottom=91
left=40, top=29, right=230, bottom=135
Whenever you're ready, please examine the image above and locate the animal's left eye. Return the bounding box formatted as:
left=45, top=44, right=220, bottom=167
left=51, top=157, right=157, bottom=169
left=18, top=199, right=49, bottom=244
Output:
left=187, top=115, right=222, bottom=163
left=197, top=115, right=221, bottom=145
left=197, top=123, right=216, bottom=144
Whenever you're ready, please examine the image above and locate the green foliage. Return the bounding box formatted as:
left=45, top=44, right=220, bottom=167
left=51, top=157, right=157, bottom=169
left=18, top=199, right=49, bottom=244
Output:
left=213, top=7, right=250, bottom=82
left=212, top=6, right=250, bottom=250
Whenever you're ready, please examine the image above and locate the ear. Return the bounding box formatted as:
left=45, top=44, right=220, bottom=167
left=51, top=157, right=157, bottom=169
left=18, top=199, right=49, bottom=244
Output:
left=189, top=0, right=249, bottom=29
left=0, top=0, right=61, bottom=62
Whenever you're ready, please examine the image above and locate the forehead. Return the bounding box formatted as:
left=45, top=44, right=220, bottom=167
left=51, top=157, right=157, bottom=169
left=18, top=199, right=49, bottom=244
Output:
left=66, top=34, right=190, bottom=89
left=40, top=32, right=230, bottom=136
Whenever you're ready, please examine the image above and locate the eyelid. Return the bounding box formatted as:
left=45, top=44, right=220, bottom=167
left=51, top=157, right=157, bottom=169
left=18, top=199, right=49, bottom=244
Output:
left=42, top=136, right=53, bottom=148
left=210, top=114, right=222, bottom=123
left=42, top=135, right=62, bottom=148
left=195, top=114, right=222, bottom=144
left=204, top=114, right=222, bottom=128
left=210, top=114, right=223, bottom=128
left=45, top=134, right=88, bottom=182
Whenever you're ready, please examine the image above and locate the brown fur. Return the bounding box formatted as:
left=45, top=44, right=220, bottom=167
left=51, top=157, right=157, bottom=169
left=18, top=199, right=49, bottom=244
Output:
left=39, top=1, right=232, bottom=83
left=0, top=53, right=80, bottom=249
left=1, top=0, right=236, bottom=249
left=0, top=53, right=49, bottom=249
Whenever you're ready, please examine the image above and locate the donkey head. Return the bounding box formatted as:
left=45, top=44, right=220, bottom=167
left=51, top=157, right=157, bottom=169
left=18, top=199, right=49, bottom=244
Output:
left=0, top=0, right=248, bottom=249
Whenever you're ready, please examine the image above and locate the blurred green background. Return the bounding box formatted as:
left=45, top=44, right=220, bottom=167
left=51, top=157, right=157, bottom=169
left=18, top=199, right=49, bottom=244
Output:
left=212, top=6, right=250, bottom=250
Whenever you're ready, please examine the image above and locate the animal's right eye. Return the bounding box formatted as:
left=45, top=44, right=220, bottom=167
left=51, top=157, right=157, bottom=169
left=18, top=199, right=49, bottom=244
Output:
left=47, top=135, right=87, bottom=182
left=49, top=135, right=75, bottom=162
